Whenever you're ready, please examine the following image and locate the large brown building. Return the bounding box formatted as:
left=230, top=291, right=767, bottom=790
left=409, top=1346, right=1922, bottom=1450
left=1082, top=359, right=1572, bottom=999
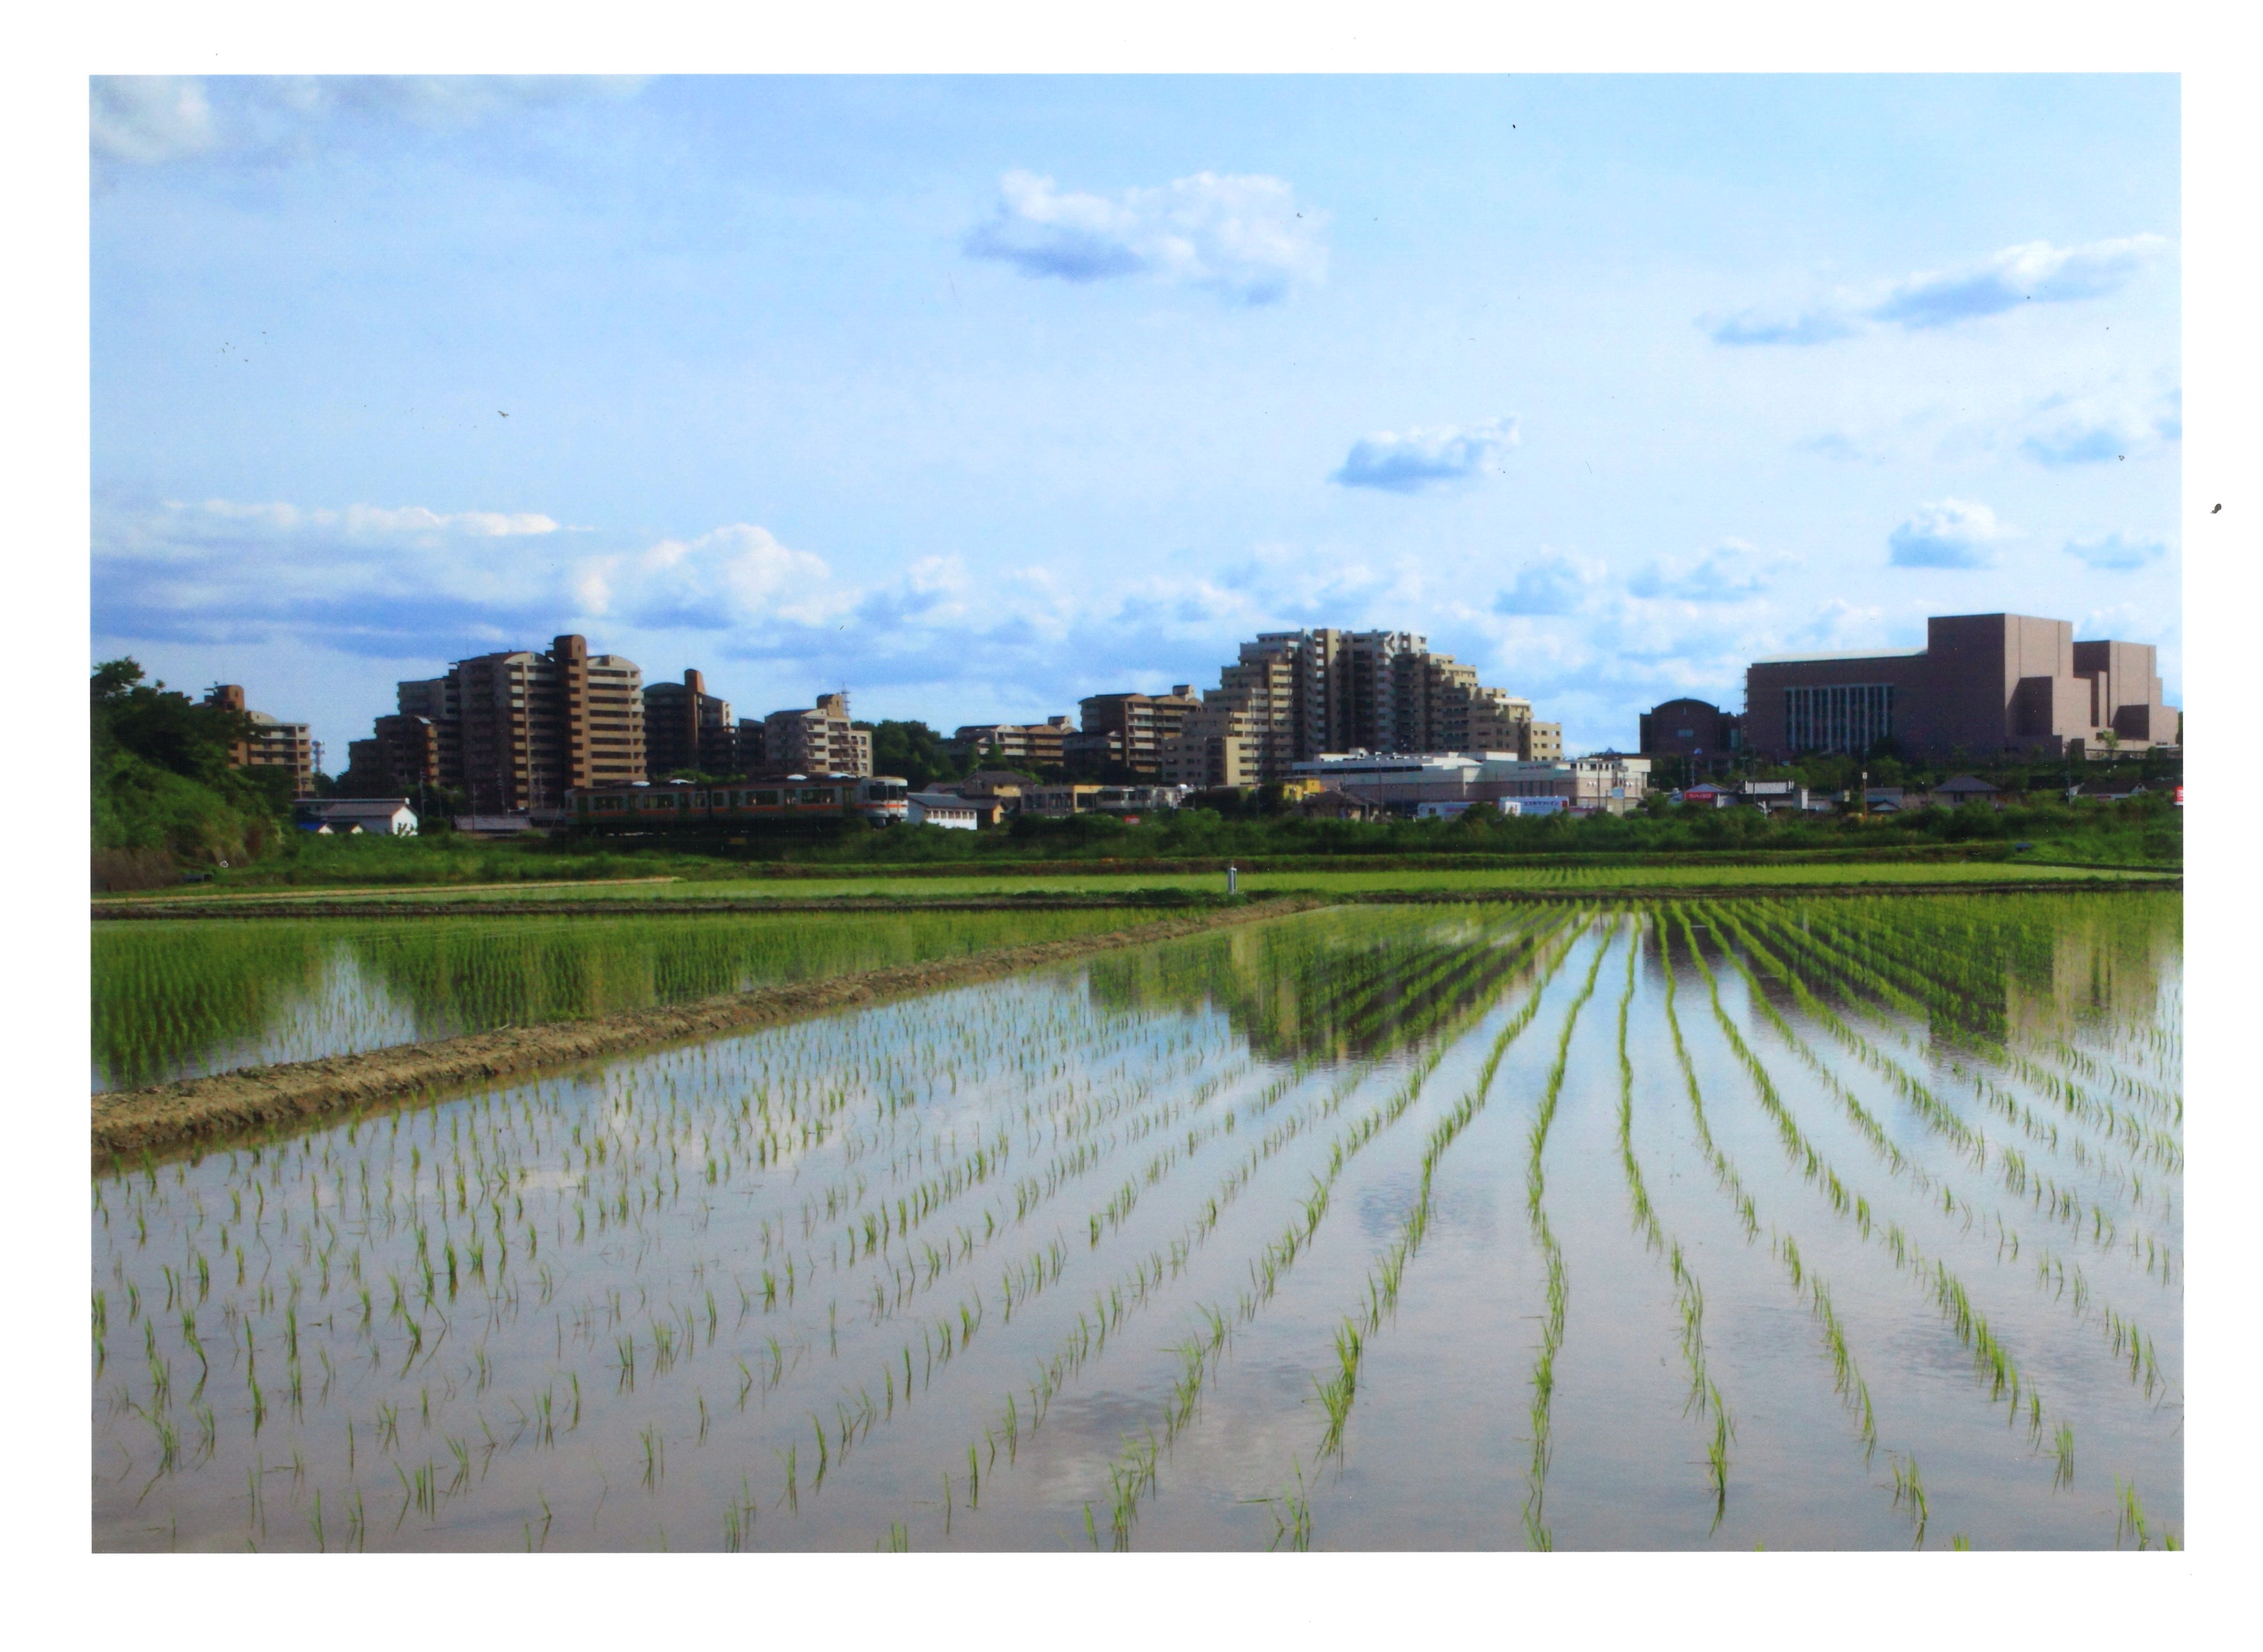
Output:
left=1076, top=687, right=1203, bottom=774
left=204, top=684, right=316, bottom=798
left=1743, top=613, right=2178, bottom=761
left=444, top=634, right=646, bottom=813
left=644, top=668, right=738, bottom=776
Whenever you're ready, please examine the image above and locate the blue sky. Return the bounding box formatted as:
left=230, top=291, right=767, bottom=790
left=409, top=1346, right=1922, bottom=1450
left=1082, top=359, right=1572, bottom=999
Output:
left=89, top=74, right=2181, bottom=759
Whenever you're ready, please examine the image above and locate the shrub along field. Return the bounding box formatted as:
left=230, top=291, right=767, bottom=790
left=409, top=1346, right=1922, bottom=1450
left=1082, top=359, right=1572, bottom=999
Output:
left=92, top=891, right=2180, bottom=1551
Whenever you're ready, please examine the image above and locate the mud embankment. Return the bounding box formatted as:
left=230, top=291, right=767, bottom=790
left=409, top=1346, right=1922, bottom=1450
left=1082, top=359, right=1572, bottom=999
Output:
left=91, top=898, right=1322, bottom=1167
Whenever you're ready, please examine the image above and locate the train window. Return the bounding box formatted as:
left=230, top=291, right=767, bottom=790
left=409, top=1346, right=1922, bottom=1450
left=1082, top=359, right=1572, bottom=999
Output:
left=752, top=789, right=780, bottom=806
left=799, top=788, right=829, bottom=805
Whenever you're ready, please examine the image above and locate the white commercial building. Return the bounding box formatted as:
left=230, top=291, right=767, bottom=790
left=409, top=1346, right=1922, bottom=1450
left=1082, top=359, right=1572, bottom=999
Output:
left=1289, top=751, right=1651, bottom=815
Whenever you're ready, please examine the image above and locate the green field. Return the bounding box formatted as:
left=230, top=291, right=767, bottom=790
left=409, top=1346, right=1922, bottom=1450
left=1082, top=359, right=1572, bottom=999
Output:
left=98, top=856, right=2173, bottom=909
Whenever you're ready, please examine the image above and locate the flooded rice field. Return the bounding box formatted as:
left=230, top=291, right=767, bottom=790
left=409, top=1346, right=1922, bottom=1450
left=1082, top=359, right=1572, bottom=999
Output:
left=91, top=892, right=2181, bottom=1551
left=91, top=909, right=1170, bottom=1092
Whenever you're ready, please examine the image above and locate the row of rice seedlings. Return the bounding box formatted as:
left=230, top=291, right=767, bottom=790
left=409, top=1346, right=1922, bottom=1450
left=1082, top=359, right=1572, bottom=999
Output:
left=1753, top=905, right=2155, bottom=1200
left=1711, top=908, right=2179, bottom=1385
left=892, top=912, right=1582, bottom=1547
left=1800, top=901, right=2183, bottom=1147
left=1720, top=907, right=2179, bottom=1291
left=97, top=959, right=1249, bottom=1539
left=1656, top=918, right=1927, bottom=1535
left=1753, top=905, right=2181, bottom=1179
left=1677, top=909, right=2055, bottom=1434
left=1080, top=915, right=1589, bottom=1548
left=2113, top=1475, right=2182, bottom=1549
left=1719, top=905, right=2173, bottom=1273
left=854, top=1061, right=1381, bottom=1548
left=1305, top=917, right=1593, bottom=1473
left=1521, top=918, right=1622, bottom=1550
left=1710, top=916, right=2173, bottom=1400
left=1616, top=921, right=1736, bottom=1526
left=1841, top=894, right=2181, bottom=1084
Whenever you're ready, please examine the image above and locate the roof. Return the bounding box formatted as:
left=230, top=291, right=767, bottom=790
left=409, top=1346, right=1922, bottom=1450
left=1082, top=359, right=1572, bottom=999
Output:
left=1935, top=775, right=2001, bottom=793
left=1750, top=648, right=1925, bottom=665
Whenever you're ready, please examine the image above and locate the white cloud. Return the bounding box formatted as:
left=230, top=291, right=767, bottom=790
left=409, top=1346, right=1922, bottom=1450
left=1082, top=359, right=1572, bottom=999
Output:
left=1873, top=235, right=2167, bottom=329
left=1627, top=539, right=1791, bottom=603
left=1331, top=417, right=1518, bottom=494
left=581, top=525, right=844, bottom=630
left=91, top=78, right=215, bottom=164
left=2065, top=532, right=2169, bottom=571
left=963, top=170, right=1327, bottom=304
left=1492, top=550, right=1606, bottom=616
left=91, top=75, right=647, bottom=166
left=1709, top=234, right=2169, bottom=346
left=1887, top=499, right=2016, bottom=569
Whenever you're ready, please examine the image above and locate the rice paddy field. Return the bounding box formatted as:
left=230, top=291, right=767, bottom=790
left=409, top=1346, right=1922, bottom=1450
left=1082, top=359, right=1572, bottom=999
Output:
left=91, top=909, right=1176, bottom=1092
left=90, top=890, right=2181, bottom=1551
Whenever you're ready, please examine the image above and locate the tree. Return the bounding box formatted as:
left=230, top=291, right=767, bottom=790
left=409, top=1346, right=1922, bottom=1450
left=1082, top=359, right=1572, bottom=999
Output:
left=864, top=720, right=974, bottom=790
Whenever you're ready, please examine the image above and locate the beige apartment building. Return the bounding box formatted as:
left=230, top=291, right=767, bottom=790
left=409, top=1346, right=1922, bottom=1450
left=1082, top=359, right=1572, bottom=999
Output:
left=952, top=715, right=1072, bottom=768
left=765, top=692, right=873, bottom=776
left=205, top=684, right=316, bottom=798
left=1160, top=628, right=1559, bottom=786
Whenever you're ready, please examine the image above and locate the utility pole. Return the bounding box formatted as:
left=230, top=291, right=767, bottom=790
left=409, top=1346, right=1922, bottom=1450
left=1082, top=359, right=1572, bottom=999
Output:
left=1858, top=768, right=1868, bottom=819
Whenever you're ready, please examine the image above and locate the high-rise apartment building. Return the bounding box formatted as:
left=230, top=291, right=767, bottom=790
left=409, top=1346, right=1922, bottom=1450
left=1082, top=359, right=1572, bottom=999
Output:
left=644, top=668, right=738, bottom=776
left=1077, top=687, right=1202, bottom=774
left=450, top=635, right=646, bottom=813
left=1161, top=629, right=1553, bottom=785
left=764, top=692, right=873, bottom=776
left=204, top=684, right=316, bottom=798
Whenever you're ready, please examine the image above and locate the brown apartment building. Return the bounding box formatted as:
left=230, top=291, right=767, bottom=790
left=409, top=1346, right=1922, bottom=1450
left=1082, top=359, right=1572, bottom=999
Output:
left=1076, top=687, right=1203, bottom=774
left=204, top=684, right=316, bottom=798
left=1743, top=613, right=2178, bottom=761
left=435, top=635, right=646, bottom=812
left=644, top=668, right=739, bottom=776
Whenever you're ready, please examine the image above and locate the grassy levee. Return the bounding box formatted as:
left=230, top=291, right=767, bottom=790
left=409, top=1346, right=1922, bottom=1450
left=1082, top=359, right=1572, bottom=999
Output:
left=93, top=857, right=2177, bottom=919
left=90, top=897, right=1326, bottom=1168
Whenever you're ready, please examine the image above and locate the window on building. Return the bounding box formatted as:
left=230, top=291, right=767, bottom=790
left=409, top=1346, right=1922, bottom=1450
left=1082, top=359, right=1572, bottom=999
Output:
left=1783, top=684, right=1895, bottom=755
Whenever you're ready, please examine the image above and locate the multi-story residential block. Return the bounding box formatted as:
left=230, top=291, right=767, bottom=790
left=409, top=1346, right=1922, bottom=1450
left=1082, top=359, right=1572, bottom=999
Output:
left=343, top=712, right=446, bottom=796
left=203, top=685, right=316, bottom=798
left=1076, top=687, right=1202, bottom=774
left=451, top=635, right=646, bottom=813
left=1743, top=613, right=2180, bottom=761
left=764, top=692, right=872, bottom=777
left=951, top=716, right=1073, bottom=768
left=644, top=668, right=738, bottom=777
left=1161, top=629, right=1554, bottom=783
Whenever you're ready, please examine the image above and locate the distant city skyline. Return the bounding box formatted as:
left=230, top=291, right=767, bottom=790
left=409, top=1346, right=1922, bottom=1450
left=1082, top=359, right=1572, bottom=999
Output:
left=90, top=74, right=2179, bottom=760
